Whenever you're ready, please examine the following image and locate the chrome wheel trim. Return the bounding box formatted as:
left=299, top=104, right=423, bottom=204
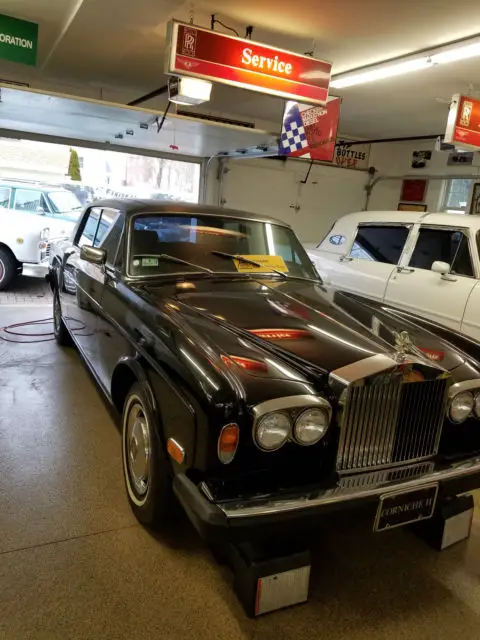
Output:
left=0, top=257, right=5, bottom=284
left=122, top=394, right=151, bottom=505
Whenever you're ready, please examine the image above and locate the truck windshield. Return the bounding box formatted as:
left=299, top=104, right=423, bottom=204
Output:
left=129, top=213, right=318, bottom=280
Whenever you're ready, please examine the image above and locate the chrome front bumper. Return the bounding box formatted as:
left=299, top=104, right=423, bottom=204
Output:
left=214, top=456, right=480, bottom=519
left=21, top=262, right=49, bottom=278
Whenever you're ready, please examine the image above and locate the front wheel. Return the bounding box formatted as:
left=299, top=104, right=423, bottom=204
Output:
left=0, top=247, right=16, bottom=291
left=122, top=383, right=172, bottom=527
left=53, top=290, right=72, bottom=346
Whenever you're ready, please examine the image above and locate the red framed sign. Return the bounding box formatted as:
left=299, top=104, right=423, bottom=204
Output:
left=166, top=21, right=331, bottom=106
left=279, top=97, right=340, bottom=161
left=445, top=94, right=480, bottom=150
left=400, top=179, right=428, bottom=203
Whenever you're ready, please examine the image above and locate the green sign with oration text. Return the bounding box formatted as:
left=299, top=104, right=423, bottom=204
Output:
left=0, top=14, right=38, bottom=66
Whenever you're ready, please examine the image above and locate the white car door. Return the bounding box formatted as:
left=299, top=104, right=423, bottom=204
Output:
left=384, top=225, right=477, bottom=331
left=324, top=223, right=412, bottom=300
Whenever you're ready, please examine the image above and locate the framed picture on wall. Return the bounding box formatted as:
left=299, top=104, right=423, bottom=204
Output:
left=397, top=202, right=428, bottom=212
left=400, top=178, right=428, bottom=202
left=468, top=182, right=480, bottom=215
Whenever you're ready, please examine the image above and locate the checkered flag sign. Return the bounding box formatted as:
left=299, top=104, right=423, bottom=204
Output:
left=280, top=103, right=309, bottom=155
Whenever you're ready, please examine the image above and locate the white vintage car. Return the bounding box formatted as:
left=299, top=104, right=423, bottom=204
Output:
left=305, top=211, right=480, bottom=343
left=0, top=207, right=76, bottom=290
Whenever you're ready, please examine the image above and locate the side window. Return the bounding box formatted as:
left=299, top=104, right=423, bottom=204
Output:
left=98, top=209, right=124, bottom=266
left=76, top=207, right=103, bottom=247
left=14, top=189, right=47, bottom=213
left=349, top=225, right=410, bottom=264
left=0, top=186, right=11, bottom=208
left=409, top=227, right=474, bottom=277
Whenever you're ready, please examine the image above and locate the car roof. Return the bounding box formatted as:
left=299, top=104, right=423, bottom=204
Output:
left=333, top=210, right=480, bottom=232
left=0, top=180, right=68, bottom=190
left=89, top=199, right=291, bottom=228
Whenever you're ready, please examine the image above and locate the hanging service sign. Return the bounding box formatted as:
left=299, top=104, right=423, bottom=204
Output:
left=166, top=21, right=331, bottom=106
left=279, top=97, right=340, bottom=161
left=445, top=94, right=480, bottom=150
left=0, top=14, right=38, bottom=66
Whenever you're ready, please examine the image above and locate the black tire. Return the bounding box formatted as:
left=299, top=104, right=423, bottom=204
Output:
left=0, top=247, right=16, bottom=291
left=122, top=382, right=172, bottom=527
left=53, top=289, right=72, bottom=346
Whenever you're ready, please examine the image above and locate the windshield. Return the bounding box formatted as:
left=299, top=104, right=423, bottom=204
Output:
left=48, top=190, right=83, bottom=213
left=129, top=213, right=318, bottom=279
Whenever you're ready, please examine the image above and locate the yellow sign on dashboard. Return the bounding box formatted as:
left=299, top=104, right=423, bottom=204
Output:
left=233, top=255, right=288, bottom=273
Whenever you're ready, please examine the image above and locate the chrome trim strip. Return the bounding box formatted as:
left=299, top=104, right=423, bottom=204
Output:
left=449, top=380, right=480, bottom=398
left=217, top=456, right=480, bottom=519
left=329, top=354, right=397, bottom=387
left=252, top=395, right=331, bottom=418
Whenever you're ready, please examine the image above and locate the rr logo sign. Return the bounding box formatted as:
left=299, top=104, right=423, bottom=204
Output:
left=181, top=27, right=197, bottom=57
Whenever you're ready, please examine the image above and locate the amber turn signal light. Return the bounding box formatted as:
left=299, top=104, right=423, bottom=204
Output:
left=218, top=423, right=239, bottom=464
left=167, top=438, right=185, bottom=464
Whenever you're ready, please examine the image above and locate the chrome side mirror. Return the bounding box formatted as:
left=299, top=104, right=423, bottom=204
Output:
left=80, top=244, right=107, bottom=265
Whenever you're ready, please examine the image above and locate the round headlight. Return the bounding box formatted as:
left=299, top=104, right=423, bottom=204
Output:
left=449, top=391, right=474, bottom=423
left=474, top=393, right=480, bottom=418
left=294, top=407, right=330, bottom=445
left=255, top=411, right=291, bottom=451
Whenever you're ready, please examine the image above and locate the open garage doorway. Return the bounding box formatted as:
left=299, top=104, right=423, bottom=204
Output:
left=0, top=136, right=201, bottom=300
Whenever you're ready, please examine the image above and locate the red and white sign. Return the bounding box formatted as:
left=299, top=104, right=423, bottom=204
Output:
left=166, top=21, right=331, bottom=106
left=279, top=98, right=340, bottom=162
left=445, top=94, right=480, bottom=150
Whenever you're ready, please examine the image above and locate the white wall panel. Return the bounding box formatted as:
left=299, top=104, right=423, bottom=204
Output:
left=213, top=158, right=368, bottom=242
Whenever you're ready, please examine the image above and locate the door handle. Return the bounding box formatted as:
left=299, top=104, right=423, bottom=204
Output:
left=339, top=256, right=353, bottom=262
left=396, top=266, right=415, bottom=274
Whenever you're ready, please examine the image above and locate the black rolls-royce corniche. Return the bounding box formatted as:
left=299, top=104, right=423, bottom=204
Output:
left=49, top=200, right=480, bottom=542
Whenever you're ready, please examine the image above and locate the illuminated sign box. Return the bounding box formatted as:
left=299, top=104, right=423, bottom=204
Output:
left=166, top=21, right=331, bottom=106
left=445, top=94, right=480, bottom=150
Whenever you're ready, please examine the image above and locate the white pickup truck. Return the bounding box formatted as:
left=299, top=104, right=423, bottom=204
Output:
left=0, top=208, right=76, bottom=290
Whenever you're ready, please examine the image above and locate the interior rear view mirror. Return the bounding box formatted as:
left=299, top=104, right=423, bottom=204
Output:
left=80, top=244, right=107, bottom=266
left=431, top=261, right=450, bottom=275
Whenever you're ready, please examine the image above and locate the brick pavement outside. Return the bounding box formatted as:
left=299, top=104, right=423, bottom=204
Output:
left=0, top=276, right=53, bottom=306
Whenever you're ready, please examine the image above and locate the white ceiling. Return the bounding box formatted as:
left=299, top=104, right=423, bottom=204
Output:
left=1, top=0, right=480, bottom=139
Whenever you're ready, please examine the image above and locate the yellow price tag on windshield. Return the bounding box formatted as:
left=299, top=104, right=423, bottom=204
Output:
left=233, top=255, right=288, bottom=273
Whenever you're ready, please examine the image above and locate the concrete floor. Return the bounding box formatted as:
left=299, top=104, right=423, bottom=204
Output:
left=3, top=304, right=480, bottom=639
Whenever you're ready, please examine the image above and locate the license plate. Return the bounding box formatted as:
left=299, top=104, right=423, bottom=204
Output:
left=374, top=484, right=438, bottom=532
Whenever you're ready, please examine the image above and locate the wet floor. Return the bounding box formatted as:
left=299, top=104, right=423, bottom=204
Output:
left=2, top=305, right=480, bottom=639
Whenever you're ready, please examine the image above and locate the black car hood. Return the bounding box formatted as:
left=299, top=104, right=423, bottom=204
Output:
left=142, top=278, right=466, bottom=374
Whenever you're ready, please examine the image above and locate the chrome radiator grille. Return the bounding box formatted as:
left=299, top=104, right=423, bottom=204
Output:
left=336, top=378, right=448, bottom=472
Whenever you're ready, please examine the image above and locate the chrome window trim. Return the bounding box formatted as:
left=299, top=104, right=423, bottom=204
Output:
left=347, top=222, right=413, bottom=265
left=407, top=224, right=478, bottom=279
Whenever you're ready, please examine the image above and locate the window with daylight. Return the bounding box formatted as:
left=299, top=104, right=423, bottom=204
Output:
left=442, top=179, right=473, bottom=214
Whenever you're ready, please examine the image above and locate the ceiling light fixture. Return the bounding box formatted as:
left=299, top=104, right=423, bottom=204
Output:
left=330, top=36, right=480, bottom=89
left=168, top=76, right=212, bottom=105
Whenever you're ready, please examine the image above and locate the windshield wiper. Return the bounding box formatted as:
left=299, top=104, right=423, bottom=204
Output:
left=133, top=253, right=214, bottom=274
left=211, top=250, right=323, bottom=284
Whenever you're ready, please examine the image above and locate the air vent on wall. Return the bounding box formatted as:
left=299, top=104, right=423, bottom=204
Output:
left=176, top=110, right=255, bottom=129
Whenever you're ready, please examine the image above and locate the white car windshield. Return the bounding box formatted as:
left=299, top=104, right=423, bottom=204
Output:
left=48, top=190, right=83, bottom=213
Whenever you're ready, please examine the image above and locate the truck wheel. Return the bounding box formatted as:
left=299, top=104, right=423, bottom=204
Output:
left=122, top=382, right=172, bottom=528
left=53, top=290, right=72, bottom=346
left=0, top=247, right=16, bottom=291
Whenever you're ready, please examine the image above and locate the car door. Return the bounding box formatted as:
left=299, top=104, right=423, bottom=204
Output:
left=60, top=206, right=108, bottom=361
left=384, top=225, right=478, bottom=331
left=87, top=209, right=130, bottom=393
left=329, top=223, right=412, bottom=300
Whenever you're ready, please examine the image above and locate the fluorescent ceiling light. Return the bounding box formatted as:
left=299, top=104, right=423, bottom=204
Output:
left=168, top=77, right=212, bottom=105
left=330, top=36, right=480, bottom=89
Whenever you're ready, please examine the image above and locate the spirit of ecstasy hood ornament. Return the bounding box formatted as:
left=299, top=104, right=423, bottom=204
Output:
left=393, top=330, right=415, bottom=362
